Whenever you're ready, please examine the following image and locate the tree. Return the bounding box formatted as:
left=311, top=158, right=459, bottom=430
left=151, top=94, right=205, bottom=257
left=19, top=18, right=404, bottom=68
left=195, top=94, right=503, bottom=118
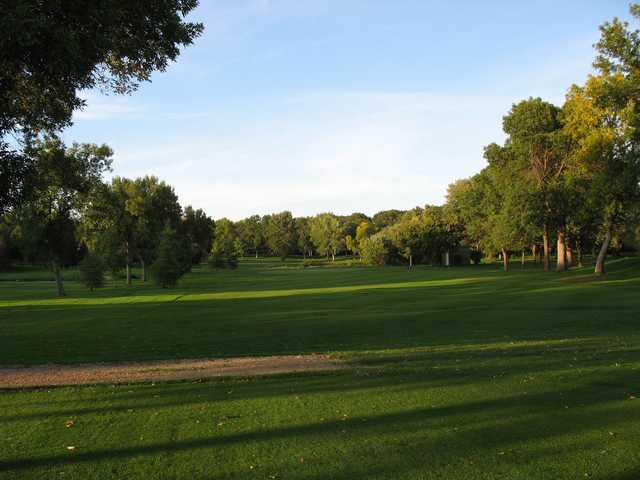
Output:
left=82, top=176, right=183, bottom=284
left=561, top=5, right=640, bottom=274
left=345, top=235, right=357, bottom=257
left=372, top=209, right=405, bottom=229
left=151, top=226, right=184, bottom=288
left=1, top=1, right=203, bottom=136
left=181, top=206, right=214, bottom=264
left=1, top=1, right=203, bottom=208
left=79, top=252, right=106, bottom=291
left=502, top=98, right=566, bottom=272
left=360, top=233, right=392, bottom=266
left=16, top=137, right=112, bottom=296
left=354, top=220, right=375, bottom=258
left=340, top=212, right=371, bottom=238
left=209, top=218, right=239, bottom=269
left=311, top=213, right=344, bottom=261
left=265, top=211, right=297, bottom=261
left=130, top=176, right=182, bottom=281
left=236, top=215, right=263, bottom=258
left=0, top=143, right=33, bottom=215
left=295, top=217, right=314, bottom=258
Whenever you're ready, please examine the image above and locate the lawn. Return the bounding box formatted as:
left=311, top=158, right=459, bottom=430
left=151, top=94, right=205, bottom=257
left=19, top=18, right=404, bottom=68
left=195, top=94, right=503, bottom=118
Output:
left=1, top=258, right=639, bottom=479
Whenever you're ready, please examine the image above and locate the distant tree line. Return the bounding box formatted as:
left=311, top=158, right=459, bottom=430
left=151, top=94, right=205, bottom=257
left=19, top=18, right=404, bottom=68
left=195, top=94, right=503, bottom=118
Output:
left=1, top=2, right=640, bottom=295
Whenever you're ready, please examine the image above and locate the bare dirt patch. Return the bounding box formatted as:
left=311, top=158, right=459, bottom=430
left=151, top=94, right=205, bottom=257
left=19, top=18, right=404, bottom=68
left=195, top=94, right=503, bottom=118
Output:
left=0, top=354, right=344, bottom=389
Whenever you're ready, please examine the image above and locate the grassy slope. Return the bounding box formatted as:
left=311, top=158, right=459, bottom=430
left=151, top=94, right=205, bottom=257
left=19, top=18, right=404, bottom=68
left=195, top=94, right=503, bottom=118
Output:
left=1, top=258, right=639, bottom=479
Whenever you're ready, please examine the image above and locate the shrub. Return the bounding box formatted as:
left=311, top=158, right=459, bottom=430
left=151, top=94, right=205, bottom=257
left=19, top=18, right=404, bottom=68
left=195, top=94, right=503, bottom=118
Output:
left=79, top=252, right=106, bottom=291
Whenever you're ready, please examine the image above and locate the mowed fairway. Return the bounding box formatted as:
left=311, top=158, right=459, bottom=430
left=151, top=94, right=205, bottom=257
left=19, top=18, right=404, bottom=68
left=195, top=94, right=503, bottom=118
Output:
left=1, top=258, right=639, bottom=479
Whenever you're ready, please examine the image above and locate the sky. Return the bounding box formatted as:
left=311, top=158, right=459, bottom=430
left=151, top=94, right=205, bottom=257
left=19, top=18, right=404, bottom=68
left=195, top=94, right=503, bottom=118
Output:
left=64, top=0, right=634, bottom=220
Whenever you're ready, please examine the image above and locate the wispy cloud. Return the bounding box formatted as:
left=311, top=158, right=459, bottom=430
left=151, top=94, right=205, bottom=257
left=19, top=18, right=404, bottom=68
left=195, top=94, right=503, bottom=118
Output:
left=106, top=89, right=515, bottom=219
left=74, top=92, right=144, bottom=121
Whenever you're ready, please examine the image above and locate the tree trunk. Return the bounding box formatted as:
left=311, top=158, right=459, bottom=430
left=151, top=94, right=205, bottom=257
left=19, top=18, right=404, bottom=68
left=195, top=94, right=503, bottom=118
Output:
left=595, top=220, right=613, bottom=275
left=255, top=250, right=258, bottom=259
left=556, top=227, right=567, bottom=272
left=53, top=261, right=65, bottom=297
left=141, top=258, right=147, bottom=282
left=125, top=241, right=132, bottom=285
left=577, top=239, right=583, bottom=268
left=332, top=251, right=335, bottom=262
left=532, top=244, right=537, bottom=264
left=409, top=254, right=413, bottom=270
left=542, top=224, right=550, bottom=271
left=521, top=249, right=525, bottom=268
left=501, top=248, right=509, bottom=272
left=566, top=243, right=574, bottom=269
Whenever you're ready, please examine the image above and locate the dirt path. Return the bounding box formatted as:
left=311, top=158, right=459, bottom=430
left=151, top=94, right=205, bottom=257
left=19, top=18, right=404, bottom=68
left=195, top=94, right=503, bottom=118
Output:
left=0, top=354, right=345, bottom=389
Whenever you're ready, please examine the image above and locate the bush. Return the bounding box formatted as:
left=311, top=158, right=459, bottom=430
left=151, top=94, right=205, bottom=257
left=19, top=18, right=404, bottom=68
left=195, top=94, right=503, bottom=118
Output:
left=79, top=252, right=106, bottom=291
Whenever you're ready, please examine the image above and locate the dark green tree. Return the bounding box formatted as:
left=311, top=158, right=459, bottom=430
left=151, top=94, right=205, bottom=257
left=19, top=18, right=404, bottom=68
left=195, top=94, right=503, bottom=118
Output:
left=15, top=137, right=112, bottom=296
left=79, top=252, right=106, bottom=291
left=265, top=211, right=297, bottom=261
left=209, top=218, right=239, bottom=269
left=150, top=226, right=183, bottom=288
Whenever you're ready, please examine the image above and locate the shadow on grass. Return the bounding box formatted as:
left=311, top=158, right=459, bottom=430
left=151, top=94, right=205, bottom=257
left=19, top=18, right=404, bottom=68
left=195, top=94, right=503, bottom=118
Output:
left=1, top=367, right=638, bottom=476
left=1, top=338, right=637, bottom=420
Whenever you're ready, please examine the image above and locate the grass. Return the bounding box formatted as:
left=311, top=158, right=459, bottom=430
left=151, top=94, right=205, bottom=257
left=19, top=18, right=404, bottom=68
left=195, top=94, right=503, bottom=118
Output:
left=1, top=257, right=639, bottom=479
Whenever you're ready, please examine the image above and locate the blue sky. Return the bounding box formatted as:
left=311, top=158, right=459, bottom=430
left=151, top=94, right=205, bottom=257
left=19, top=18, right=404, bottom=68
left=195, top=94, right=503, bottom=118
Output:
left=65, top=0, right=632, bottom=220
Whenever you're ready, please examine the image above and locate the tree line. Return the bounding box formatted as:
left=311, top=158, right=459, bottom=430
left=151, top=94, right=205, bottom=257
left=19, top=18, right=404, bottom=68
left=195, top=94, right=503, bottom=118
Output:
left=1, top=2, right=639, bottom=295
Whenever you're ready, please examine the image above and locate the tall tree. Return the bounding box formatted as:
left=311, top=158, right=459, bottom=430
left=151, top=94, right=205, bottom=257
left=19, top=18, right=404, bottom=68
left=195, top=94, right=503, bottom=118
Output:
left=209, top=218, right=239, bottom=269
left=295, top=217, right=314, bottom=258
left=561, top=4, right=640, bottom=274
left=236, top=215, right=263, bottom=258
left=181, top=206, right=214, bottom=264
left=265, top=211, right=297, bottom=261
left=17, top=137, right=112, bottom=295
left=311, top=213, right=344, bottom=261
left=502, top=98, right=566, bottom=272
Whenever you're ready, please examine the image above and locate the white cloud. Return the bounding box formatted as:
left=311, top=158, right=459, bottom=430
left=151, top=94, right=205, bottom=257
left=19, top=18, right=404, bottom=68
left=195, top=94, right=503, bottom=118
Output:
left=106, top=89, right=516, bottom=219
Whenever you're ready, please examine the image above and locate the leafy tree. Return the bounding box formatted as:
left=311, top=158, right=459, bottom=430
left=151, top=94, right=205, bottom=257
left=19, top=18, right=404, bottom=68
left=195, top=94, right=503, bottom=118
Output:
left=1, top=1, right=203, bottom=136
left=355, top=220, right=375, bottom=257
left=209, top=218, right=239, bottom=269
left=265, top=211, right=297, bottom=261
left=1, top=1, right=203, bottom=208
left=295, top=217, right=314, bottom=258
left=82, top=176, right=182, bottom=283
left=311, top=213, right=344, bottom=261
left=130, top=176, right=182, bottom=281
left=502, top=98, right=567, bottom=271
left=372, top=209, right=405, bottom=229
left=236, top=215, right=263, bottom=258
left=360, top=233, right=392, bottom=266
left=16, top=137, right=112, bottom=296
left=561, top=5, right=640, bottom=274
left=345, top=235, right=357, bottom=257
left=340, top=212, right=371, bottom=238
left=181, top=206, right=214, bottom=264
left=79, top=252, right=106, bottom=291
left=0, top=143, right=33, bottom=215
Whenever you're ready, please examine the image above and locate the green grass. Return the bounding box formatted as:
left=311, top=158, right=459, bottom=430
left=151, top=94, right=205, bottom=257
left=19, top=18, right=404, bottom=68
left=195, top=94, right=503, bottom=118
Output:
left=1, top=257, right=639, bottom=479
